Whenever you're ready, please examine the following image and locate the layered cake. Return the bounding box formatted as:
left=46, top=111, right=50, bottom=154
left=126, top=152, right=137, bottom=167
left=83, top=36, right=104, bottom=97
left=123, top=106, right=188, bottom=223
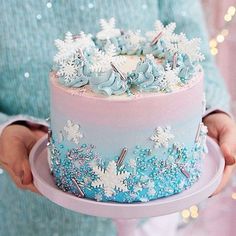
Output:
left=48, top=18, right=208, bottom=203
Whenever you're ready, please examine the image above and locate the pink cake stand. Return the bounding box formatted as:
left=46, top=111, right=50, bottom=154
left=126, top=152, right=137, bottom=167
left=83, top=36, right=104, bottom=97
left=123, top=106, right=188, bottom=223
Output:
left=29, top=136, right=224, bottom=236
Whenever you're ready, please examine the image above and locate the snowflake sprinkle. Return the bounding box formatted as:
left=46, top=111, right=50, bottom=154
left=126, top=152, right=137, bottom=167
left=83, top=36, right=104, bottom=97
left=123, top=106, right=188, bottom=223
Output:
left=164, top=63, right=181, bottom=89
left=91, top=161, right=130, bottom=197
left=124, top=30, right=145, bottom=47
left=166, top=33, right=205, bottom=62
left=146, top=20, right=177, bottom=43
left=150, top=126, right=175, bottom=149
left=96, top=17, right=121, bottom=40
left=54, top=31, right=94, bottom=63
left=64, top=120, right=83, bottom=145
left=57, top=57, right=83, bottom=84
left=90, top=43, right=126, bottom=72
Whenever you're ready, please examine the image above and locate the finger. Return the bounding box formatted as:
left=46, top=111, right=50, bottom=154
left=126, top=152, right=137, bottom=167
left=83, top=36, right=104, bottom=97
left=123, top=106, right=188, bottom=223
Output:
left=219, top=127, right=236, bottom=165
left=221, top=143, right=236, bottom=165
left=211, top=165, right=235, bottom=196
left=2, top=162, right=40, bottom=194
left=31, top=129, right=47, bottom=141
left=6, top=140, right=29, bottom=180
left=21, top=159, right=33, bottom=185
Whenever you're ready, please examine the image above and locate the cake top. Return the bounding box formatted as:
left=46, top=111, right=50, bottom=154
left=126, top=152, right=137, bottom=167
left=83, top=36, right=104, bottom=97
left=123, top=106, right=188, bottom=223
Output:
left=52, top=18, right=204, bottom=96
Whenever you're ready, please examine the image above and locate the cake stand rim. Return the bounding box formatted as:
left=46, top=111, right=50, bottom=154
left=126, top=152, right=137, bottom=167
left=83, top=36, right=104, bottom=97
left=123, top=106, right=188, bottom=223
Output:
left=29, top=135, right=224, bottom=219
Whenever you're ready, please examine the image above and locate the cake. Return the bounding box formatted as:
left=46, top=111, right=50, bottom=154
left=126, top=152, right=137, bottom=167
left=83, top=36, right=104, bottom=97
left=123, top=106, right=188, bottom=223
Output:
left=48, top=18, right=208, bottom=203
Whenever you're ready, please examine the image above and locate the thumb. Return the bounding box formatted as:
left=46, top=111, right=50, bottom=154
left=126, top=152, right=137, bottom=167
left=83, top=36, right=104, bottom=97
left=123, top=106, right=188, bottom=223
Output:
left=22, top=158, right=33, bottom=185
left=0, top=125, right=37, bottom=185
left=219, top=127, right=236, bottom=165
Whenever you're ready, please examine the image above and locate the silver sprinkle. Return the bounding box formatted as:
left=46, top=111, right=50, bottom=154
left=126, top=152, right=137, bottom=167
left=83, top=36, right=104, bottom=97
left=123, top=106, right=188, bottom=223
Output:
left=195, top=122, right=203, bottom=143
left=72, top=178, right=85, bottom=197
left=78, top=48, right=85, bottom=60
left=110, top=62, right=126, bottom=81
left=172, top=52, right=178, bottom=69
left=48, top=129, right=52, bottom=143
left=151, top=32, right=163, bottom=46
left=117, top=148, right=128, bottom=167
left=180, top=167, right=190, bottom=178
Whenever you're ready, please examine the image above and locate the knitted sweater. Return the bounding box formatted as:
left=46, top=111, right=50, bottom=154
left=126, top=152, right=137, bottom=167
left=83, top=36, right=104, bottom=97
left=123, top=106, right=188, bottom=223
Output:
left=0, top=1, right=230, bottom=235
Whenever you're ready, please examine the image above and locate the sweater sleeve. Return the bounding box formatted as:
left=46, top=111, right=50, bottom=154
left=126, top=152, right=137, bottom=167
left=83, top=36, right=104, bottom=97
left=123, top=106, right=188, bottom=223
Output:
left=158, top=0, right=231, bottom=113
left=0, top=112, right=48, bottom=136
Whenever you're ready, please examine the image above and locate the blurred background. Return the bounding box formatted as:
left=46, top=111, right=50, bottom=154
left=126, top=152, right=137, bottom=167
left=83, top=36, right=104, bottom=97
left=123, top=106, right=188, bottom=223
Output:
left=177, top=1, right=236, bottom=235
left=203, top=0, right=236, bottom=116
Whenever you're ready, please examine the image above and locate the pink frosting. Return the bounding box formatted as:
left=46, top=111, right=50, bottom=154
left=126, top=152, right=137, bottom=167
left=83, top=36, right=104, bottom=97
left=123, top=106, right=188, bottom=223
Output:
left=51, top=72, right=203, bottom=127
left=50, top=72, right=203, bottom=158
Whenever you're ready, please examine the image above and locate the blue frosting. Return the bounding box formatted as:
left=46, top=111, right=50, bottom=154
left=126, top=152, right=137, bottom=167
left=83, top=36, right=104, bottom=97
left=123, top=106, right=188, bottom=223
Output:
left=95, top=36, right=122, bottom=53
left=55, top=31, right=199, bottom=95
left=164, top=52, right=195, bottom=83
left=49, top=136, right=203, bottom=203
left=143, top=39, right=166, bottom=58
left=119, top=34, right=145, bottom=55
left=89, top=70, right=128, bottom=96
left=128, top=57, right=166, bottom=92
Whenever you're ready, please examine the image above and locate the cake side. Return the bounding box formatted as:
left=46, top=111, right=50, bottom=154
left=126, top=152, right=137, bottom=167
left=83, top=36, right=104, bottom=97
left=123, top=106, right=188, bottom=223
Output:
left=49, top=70, right=206, bottom=202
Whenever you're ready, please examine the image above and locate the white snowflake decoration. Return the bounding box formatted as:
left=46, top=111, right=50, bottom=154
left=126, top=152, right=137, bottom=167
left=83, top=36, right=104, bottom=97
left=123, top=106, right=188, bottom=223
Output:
left=133, top=183, right=142, bottom=193
left=140, top=197, right=149, bottom=203
left=64, top=120, right=83, bottom=145
left=146, top=181, right=155, bottom=189
left=96, top=17, right=121, bottom=40
left=199, top=123, right=208, bottom=153
left=148, top=188, right=156, bottom=196
left=125, top=30, right=145, bottom=47
left=164, top=63, right=181, bottom=89
left=57, top=58, right=81, bottom=84
left=150, top=126, right=175, bottom=148
left=75, top=31, right=94, bottom=50
left=166, top=33, right=205, bottom=62
left=94, top=193, right=103, bottom=202
left=145, top=54, right=156, bottom=62
left=91, top=161, right=130, bottom=197
left=90, top=43, right=126, bottom=72
left=54, top=31, right=94, bottom=63
left=146, top=20, right=177, bottom=42
left=129, top=159, right=136, bottom=169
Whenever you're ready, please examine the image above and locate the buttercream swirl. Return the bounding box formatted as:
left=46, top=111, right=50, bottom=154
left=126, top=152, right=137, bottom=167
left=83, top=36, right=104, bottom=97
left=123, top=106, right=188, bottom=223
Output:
left=119, top=31, right=145, bottom=55
left=89, top=70, right=128, bottom=96
left=143, top=39, right=166, bottom=58
left=165, top=52, right=195, bottom=83
left=128, top=57, right=166, bottom=92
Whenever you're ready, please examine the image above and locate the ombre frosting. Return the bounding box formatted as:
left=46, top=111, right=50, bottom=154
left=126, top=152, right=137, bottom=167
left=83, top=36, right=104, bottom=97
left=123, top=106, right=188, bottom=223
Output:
left=49, top=18, right=207, bottom=203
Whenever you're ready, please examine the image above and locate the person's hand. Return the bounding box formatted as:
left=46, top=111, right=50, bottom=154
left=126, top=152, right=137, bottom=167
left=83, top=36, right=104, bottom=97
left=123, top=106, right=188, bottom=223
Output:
left=203, top=112, right=236, bottom=195
left=0, top=124, right=47, bottom=193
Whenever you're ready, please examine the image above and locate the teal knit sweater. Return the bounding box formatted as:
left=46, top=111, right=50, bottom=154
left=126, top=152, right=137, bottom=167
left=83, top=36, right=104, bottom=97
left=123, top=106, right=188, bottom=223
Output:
left=0, top=1, right=230, bottom=235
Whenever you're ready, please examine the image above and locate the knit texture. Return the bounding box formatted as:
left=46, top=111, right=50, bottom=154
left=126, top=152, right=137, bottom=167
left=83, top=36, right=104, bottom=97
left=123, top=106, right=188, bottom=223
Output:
left=0, top=1, right=230, bottom=235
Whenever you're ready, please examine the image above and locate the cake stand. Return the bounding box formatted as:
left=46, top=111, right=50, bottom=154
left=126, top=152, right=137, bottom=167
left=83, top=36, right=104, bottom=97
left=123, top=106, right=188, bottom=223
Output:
left=29, top=136, right=224, bottom=236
